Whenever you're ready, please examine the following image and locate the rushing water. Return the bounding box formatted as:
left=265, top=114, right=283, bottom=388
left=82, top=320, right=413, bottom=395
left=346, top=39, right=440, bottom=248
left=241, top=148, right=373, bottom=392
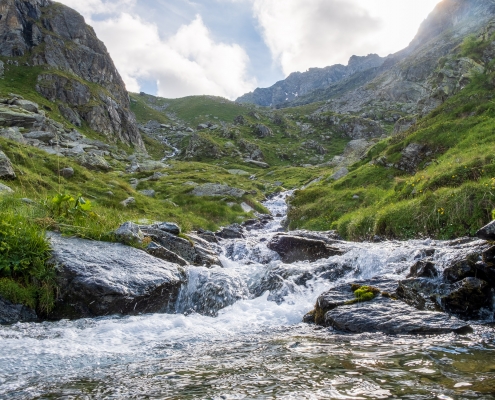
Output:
left=1, top=193, right=495, bottom=399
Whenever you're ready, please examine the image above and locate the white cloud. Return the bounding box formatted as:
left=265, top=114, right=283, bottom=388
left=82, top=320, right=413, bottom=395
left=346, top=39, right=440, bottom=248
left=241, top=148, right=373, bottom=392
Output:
left=251, top=0, right=441, bottom=76
left=57, top=0, right=256, bottom=99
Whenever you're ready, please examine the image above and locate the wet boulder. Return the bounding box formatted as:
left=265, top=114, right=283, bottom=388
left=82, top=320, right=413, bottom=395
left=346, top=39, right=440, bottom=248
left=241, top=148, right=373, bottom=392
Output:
left=441, top=277, right=492, bottom=319
left=0, top=296, right=38, bottom=325
left=307, top=280, right=471, bottom=335
left=407, top=260, right=438, bottom=279
left=477, top=220, right=495, bottom=241
left=47, top=234, right=186, bottom=320
left=325, top=299, right=471, bottom=335
left=216, top=224, right=245, bottom=239
left=268, top=233, right=345, bottom=263
left=140, top=226, right=220, bottom=267
left=146, top=242, right=188, bottom=266
left=443, top=253, right=480, bottom=283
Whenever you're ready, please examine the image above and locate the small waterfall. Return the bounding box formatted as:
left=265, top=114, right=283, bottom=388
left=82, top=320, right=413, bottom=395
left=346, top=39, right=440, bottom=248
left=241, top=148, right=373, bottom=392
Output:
left=174, top=192, right=487, bottom=317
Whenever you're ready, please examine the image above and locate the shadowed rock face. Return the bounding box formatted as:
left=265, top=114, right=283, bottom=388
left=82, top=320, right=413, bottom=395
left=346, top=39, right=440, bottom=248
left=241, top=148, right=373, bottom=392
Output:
left=0, top=0, right=144, bottom=149
left=47, top=234, right=186, bottom=320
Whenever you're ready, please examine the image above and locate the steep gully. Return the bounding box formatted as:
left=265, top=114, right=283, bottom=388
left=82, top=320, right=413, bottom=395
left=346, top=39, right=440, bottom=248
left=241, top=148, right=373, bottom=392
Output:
left=0, top=193, right=494, bottom=398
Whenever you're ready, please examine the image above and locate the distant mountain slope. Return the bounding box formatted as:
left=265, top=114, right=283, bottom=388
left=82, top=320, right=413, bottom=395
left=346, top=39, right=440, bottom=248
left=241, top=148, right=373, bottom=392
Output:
left=237, top=0, right=495, bottom=115
left=236, top=54, right=385, bottom=107
left=0, top=0, right=143, bottom=149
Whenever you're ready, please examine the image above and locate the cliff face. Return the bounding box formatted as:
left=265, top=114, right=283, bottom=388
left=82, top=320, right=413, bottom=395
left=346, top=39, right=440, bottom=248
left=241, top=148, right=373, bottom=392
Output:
left=0, top=0, right=144, bottom=149
left=236, top=54, right=385, bottom=107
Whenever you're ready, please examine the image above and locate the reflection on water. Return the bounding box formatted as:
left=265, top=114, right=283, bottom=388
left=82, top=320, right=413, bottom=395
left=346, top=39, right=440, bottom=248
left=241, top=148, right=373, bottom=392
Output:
left=0, top=192, right=494, bottom=399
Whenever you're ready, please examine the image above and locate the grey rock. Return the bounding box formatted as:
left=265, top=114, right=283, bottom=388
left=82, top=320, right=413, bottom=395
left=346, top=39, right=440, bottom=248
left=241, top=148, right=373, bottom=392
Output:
left=115, top=221, right=144, bottom=244
left=477, top=220, right=495, bottom=241
left=197, top=123, right=209, bottom=130
left=0, top=106, right=39, bottom=128
left=441, top=277, right=491, bottom=319
left=156, top=222, right=181, bottom=235
left=0, top=127, right=26, bottom=143
left=244, top=159, right=269, bottom=168
left=47, top=234, right=185, bottom=319
left=13, top=99, right=39, bottom=113
left=120, top=197, right=136, bottom=207
left=0, top=183, right=14, bottom=194
left=191, top=183, right=246, bottom=198
left=227, top=169, right=250, bottom=176
left=216, top=224, right=245, bottom=239
left=184, top=133, right=222, bottom=160
left=0, top=150, right=16, bottom=179
left=0, top=60, right=3, bottom=78
left=146, top=242, right=188, bottom=267
left=407, top=260, right=438, bottom=278
left=268, top=233, right=346, bottom=263
left=140, top=227, right=220, bottom=267
left=75, top=153, right=111, bottom=171
left=59, top=105, right=82, bottom=127
left=139, top=189, right=156, bottom=198
left=325, top=297, right=471, bottom=335
left=24, top=131, right=55, bottom=142
left=254, top=124, right=273, bottom=138
left=0, top=296, right=37, bottom=325
left=59, top=167, right=74, bottom=179
left=330, top=167, right=349, bottom=181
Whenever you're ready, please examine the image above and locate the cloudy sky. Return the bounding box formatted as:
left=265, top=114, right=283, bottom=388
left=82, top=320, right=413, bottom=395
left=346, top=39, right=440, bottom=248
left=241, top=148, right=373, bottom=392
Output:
left=58, top=0, right=441, bottom=99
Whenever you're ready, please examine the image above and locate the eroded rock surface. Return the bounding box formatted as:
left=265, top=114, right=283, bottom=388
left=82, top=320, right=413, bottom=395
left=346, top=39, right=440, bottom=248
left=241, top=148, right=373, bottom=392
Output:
left=48, top=234, right=186, bottom=319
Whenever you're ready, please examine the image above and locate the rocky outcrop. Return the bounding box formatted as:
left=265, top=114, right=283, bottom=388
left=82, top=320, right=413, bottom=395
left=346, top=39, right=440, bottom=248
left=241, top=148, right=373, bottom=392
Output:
left=184, top=133, right=222, bottom=160
left=190, top=183, right=246, bottom=198
left=0, top=150, right=16, bottom=179
left=47, top=233, right=186, bottom=319
left=268, top=233, right=345, bottom=263
left=0, top=0, right=144, bottom=149
left=0, top=296, right=38, bottom=324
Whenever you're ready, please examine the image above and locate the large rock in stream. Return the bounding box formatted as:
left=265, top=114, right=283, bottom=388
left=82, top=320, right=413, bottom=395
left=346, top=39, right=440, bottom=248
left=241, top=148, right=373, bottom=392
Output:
left=268, top=232, right=345, bottom=263
left=47, top=234, right=186, bottom=319
left=307, top=279, right=472, bottom=335
left=0, top=296, right=38, bottom=325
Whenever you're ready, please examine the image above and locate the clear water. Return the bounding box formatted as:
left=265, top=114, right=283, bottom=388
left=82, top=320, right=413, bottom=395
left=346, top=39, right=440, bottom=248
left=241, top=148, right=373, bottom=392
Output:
left=1, top=193, right=494, bottom=399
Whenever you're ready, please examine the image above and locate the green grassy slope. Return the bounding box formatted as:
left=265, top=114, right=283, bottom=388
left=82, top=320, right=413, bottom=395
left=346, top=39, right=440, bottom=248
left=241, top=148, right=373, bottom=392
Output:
left=288, top=72, right=495, bottom=240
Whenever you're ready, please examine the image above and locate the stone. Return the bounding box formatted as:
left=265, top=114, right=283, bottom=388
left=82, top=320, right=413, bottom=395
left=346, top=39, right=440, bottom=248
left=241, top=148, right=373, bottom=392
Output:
left=156, top=222, right=181, bottom=236
left=146, top=242, right=188, bottom=266
left=115, top=221, right=144, bottom=244
left=241, top=202, right=254, bottom=212
left=0, top=183, right=14, bottom=194
left=47, top=234, right=185, bottom=319
left=139, top=189, right=156, bottom=198
left=121, top=197, right=136, bottom=207
left=330, top=167, right=349, bottom=180
left=441, top=277, right=491, bottom=319
left=254, top=124, right=273, bottom=138
left=0, top=127, right=25, bottom=143
left=0, top=150, right=16, bottom=179
left=197, top=123, right=209, bottom=130
left=216, top=224, right=245, bottom=239
left=407, top=260, right=438, bottom=278
left=0, top=106, right=39, bottom=128
left=234, top=115, right=246, bottom=125
left=59, top=167, right=74, bottom=179
left=227, top=169, right=250, bottom=176
left=476, top=220, right=495, bottom=241
left=191, top=183, right=246, bottom=198
left=13, top=99, right=39, bottom=113
left=59, top=105, right=82, bottom=127
left=148, top=172, right=166, bottom=181
left=140, top=226, right=220, bottom=267
left=325, top=298, right=471, bottom=335
left=244, top=159, right=269, bottom=168
left=268, top=234, right=345, bottom=263
left=443, top=254, right=479, bottom=283
left=0, top=296, right=37, bottom=325
left=75, top=153, right=111, bottom=171
left=0, top=60, right=3, bottom=78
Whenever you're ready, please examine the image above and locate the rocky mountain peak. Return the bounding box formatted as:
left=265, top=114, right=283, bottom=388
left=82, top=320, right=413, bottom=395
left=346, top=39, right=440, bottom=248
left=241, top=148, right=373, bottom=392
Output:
left=0, top=0, right=144, bottom=149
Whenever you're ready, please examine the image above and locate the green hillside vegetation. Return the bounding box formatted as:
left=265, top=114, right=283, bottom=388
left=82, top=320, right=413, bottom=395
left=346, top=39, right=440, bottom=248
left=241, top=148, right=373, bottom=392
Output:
left=288, top=70, right=495, bottom=239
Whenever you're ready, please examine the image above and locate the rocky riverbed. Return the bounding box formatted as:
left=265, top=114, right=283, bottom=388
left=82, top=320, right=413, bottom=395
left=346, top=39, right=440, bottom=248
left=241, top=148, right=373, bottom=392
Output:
left=1, top=192, right=494, bottom=398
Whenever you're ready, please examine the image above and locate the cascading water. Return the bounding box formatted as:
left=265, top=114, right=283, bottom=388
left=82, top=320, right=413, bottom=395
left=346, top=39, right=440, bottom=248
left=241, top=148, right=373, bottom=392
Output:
left=1, top=192, right=494, bottom=399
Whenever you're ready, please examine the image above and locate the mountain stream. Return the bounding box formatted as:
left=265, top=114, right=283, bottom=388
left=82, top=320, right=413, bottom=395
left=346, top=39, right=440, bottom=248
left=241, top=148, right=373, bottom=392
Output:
left=1, top=193, right=494, bottom=399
